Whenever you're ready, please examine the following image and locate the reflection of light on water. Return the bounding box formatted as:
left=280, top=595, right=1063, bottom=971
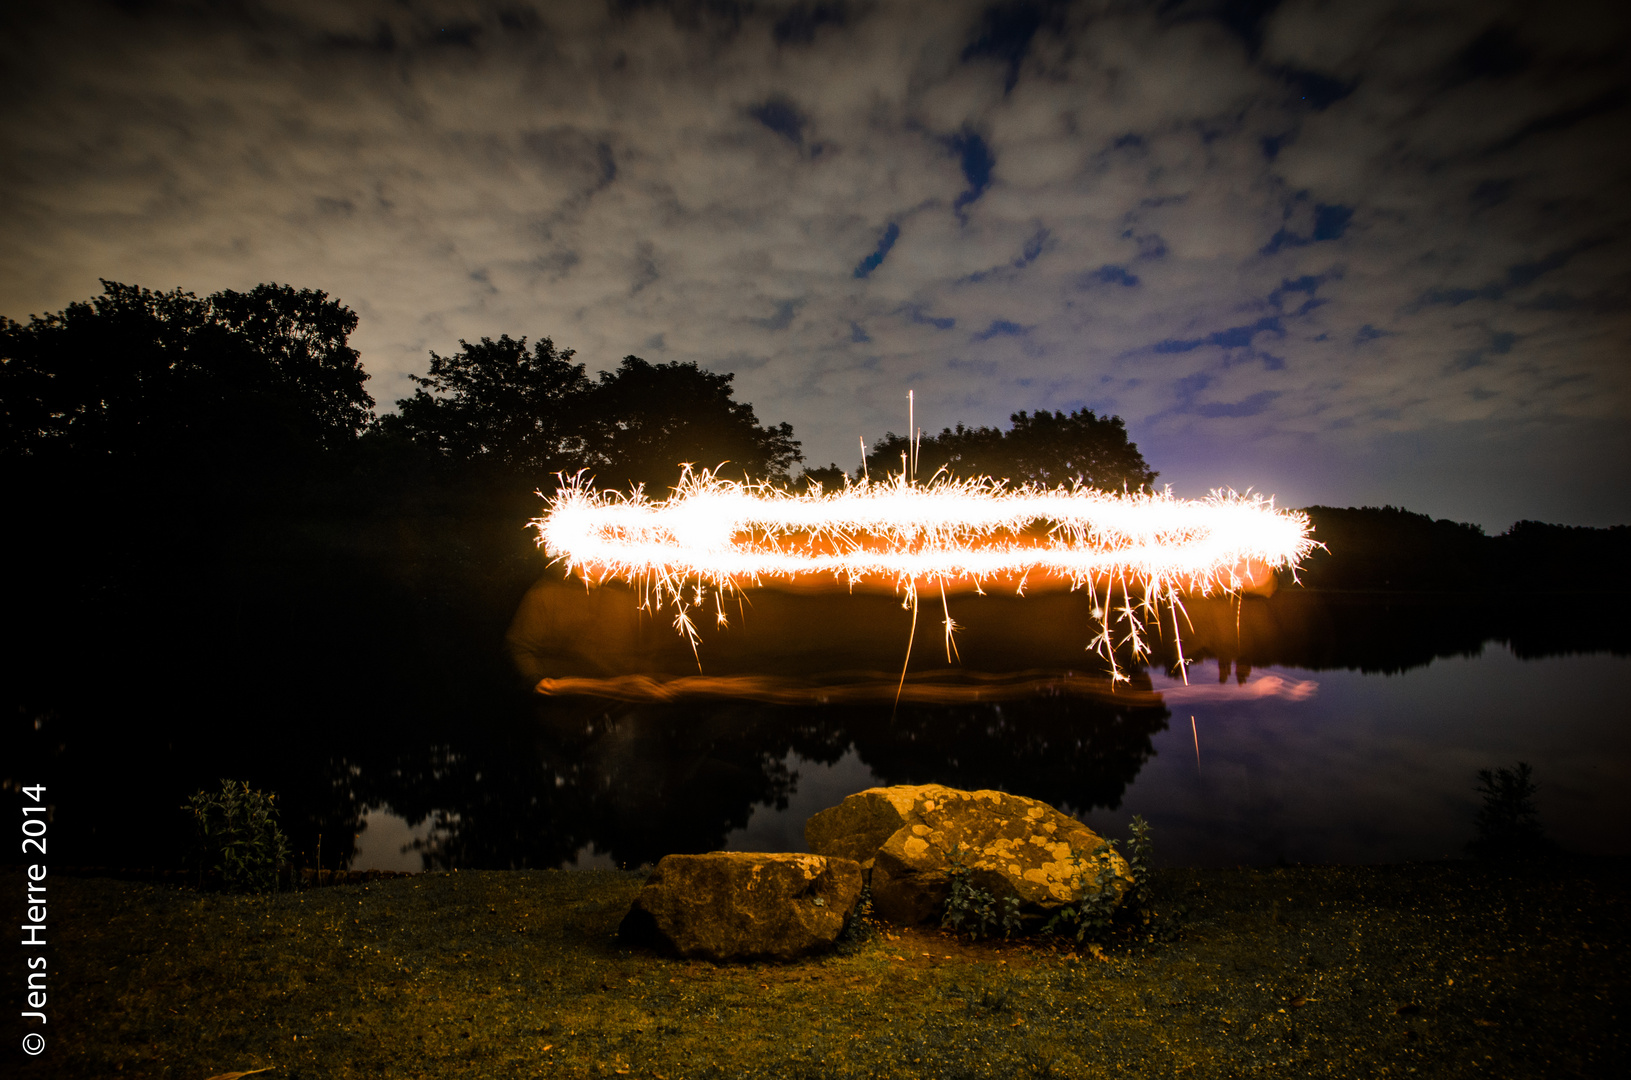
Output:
left=537, top=670, right=1140, bottom=704
left=533, top=668, right=1319, bottom=705
left=536, top=468, right=1313, bottom=682
left=723, top=746, right=879, bottom=855
left=565, top=842, right=619, bottom=870
left=351, top=807, right=431, bottom=872
left=351, top=806, right=459, bottom=873
left=1153, top=672, right=1319, bottom=703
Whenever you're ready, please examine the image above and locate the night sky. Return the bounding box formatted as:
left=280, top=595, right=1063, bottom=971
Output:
left=3, top=0, right=1627, bottom=529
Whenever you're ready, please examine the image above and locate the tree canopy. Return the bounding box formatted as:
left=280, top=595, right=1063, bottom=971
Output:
left=383, top=346, right=802, bottom=493
left=1, top=280, right=373, bottom=467
left=587, top=356, right=802, bottom=492
left=863, top=408, right=1157, bottom=491
left=379, top=334, right=592, bottom=475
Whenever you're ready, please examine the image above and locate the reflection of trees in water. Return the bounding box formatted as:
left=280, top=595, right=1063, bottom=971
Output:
left=8, top=565, right=1619, bottom=873
left=1172, top=591, right=1628, bottom=675
left=854, top=693, right=1170, bottom=815
left=365, top=687, right=1169, bottom=872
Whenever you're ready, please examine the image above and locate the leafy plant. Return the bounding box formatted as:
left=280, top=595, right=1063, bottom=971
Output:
left=1043, top=841, right=1124, bottom=945
left=835, top=874, right=876, bottom=953
left=1468, top=762, right=1553, bottom=859
left=1126, top=815, right=1153, bottom=910
left=181, top=779, right=291, bottom=893
left=941, top=854, right=1020, bottom=940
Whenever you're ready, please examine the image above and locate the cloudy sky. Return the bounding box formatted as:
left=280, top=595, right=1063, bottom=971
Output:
left=3, top=0, right=1627, bottom=528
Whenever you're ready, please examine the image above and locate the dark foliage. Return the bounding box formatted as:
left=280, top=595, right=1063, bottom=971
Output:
left=382, top=346, right=802, bottom=493
left=181, top=779, right=292, bottom=893
left=587, top=355, right=802, bottom=492
left=1, top=279, right=372, bottom=468
left=864, top=408, right=1157, bottom=491
left=1289, top=506, right=1631, bottom=593
left=1289, top=506, right=1489, bottom=591
left=379, top=334, right=591, bottom=476
left=794, top=461, right=849, bottom=492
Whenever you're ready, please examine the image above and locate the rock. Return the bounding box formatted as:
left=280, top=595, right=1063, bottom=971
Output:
left=618, top=852, right=863, bottom=962
left=805, top=784, right=1131, bottom=926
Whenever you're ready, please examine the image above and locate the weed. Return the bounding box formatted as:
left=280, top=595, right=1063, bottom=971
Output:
left=1127, top=814, right=1153, bottom=910
left=941, top=854, right=1021, bottom=940
left=834, top=874, right=875, bottom=954
left=181, top=779, right=291, bottom=893
left=1042, top=841, right=1123, bottom=945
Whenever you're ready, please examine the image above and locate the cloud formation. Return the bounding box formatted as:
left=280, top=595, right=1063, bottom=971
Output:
left=1, top=0, right=1627, bottom=525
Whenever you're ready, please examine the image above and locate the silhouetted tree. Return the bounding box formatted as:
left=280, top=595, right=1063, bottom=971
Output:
left=1, top=279, right=372, bottom=468
left=1289, top=506, right=1490, bottom=591
left=795, top=462, right=849, bottom=493
left=585, top=355, right=802, bottom=493
left=378, top=334, right=591, bottom=476
left=380, top=347, right=801, bottom=493
left=864, top=408, right=1157, bottom=491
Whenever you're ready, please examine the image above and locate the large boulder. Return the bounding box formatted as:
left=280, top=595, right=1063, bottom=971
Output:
left=805, top=784, right=1131, bottom=926
left=618, top=852, right=863, bottom=962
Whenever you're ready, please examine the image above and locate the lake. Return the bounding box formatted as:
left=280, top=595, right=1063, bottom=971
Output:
left=17, top=583, right=1627, bottom=874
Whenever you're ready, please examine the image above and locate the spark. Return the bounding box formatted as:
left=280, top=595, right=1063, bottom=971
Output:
left=534, top=467, right=1315, bottom=683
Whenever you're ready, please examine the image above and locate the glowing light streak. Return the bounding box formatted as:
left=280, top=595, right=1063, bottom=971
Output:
left=530, top=670, right=1321, bottom=706
left=534, top=467, right=1315, bottom=683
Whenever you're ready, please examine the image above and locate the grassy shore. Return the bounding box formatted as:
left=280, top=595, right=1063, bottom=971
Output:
left=9, top=859, right=1625, bottom=1079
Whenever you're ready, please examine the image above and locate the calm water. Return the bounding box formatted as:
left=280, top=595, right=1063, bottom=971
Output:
left=350, top=643, right=1627, bottom=871
left=17, top=585, right=1628, bottom=873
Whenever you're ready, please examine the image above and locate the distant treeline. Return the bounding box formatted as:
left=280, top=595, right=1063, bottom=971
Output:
left=3, top=279, right=1621, bottom=622
left=0, top=280, right=1165, bottom=707
left=1, top=279, right=1160, bottom=497
left=1288, top=506, right=1630, bottom=593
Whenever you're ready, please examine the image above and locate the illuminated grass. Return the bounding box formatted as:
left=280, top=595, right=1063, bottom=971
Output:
left=21, top=862, right=1627, bottom=1079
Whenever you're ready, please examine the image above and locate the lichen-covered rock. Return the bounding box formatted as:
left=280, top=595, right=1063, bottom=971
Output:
left=618, top=852, right=863, bottom=962
left=805, top=784, right=1130, bottom=926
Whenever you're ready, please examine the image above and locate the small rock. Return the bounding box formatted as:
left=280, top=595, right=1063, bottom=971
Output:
left=618, top=852, right=863, bottom=962
left=805, top=784, right=1130, bottom=925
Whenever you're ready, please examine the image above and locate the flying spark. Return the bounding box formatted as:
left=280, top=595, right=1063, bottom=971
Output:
left=534, top=468, right=1315, bottom=683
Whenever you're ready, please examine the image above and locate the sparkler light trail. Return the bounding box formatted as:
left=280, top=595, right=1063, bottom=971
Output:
left=534, top=467, right=1315, bottom=684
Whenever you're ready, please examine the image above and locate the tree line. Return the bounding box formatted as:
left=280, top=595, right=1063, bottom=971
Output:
left=2, top=279, right=1162, bottom=497
left=1288, top=506, right=1631, bottom=594
left=5, top=279, right=1620, bottom=602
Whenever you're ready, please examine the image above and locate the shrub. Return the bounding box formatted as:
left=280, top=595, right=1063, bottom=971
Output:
left=835, top=874, right=876, bottom=953
left=941, top=855, right=1021, bottom=940
left=1126, top=815, right=1153, bottom=910
left=1043, top=842, right=1123, bottom=945
left=181, top=779, right=291, bottom=892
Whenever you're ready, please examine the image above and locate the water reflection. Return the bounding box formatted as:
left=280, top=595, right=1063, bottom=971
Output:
left=1079, top=647, right=1630, bottom=866
left=9, top=576, right=1625, bottom=875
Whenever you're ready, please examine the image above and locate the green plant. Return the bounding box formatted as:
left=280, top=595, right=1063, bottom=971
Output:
left=181, top=779, right=291, bottom=893
left=1043, top=841, right=1123, bottom=945
left=1126, top=815, right=1153, bottom=910
left=999, top=894, right=1023, bottom=938
left=941, top=854, right=1020, bottom=940
left=835, top=874, right=875, bottom=953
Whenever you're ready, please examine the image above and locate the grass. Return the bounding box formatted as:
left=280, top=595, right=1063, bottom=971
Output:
left=9, top=859, right=1626, bottom=1079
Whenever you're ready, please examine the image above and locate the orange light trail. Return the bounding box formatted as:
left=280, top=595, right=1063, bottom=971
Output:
left=534, top=467, right=1314, bottom=682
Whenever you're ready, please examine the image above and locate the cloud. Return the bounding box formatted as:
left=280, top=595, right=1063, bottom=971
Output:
left=0, top=0, right=1625, bottom=525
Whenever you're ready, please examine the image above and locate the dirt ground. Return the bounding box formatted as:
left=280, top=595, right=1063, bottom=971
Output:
left=6, top=858, right=1625, bottom=1079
